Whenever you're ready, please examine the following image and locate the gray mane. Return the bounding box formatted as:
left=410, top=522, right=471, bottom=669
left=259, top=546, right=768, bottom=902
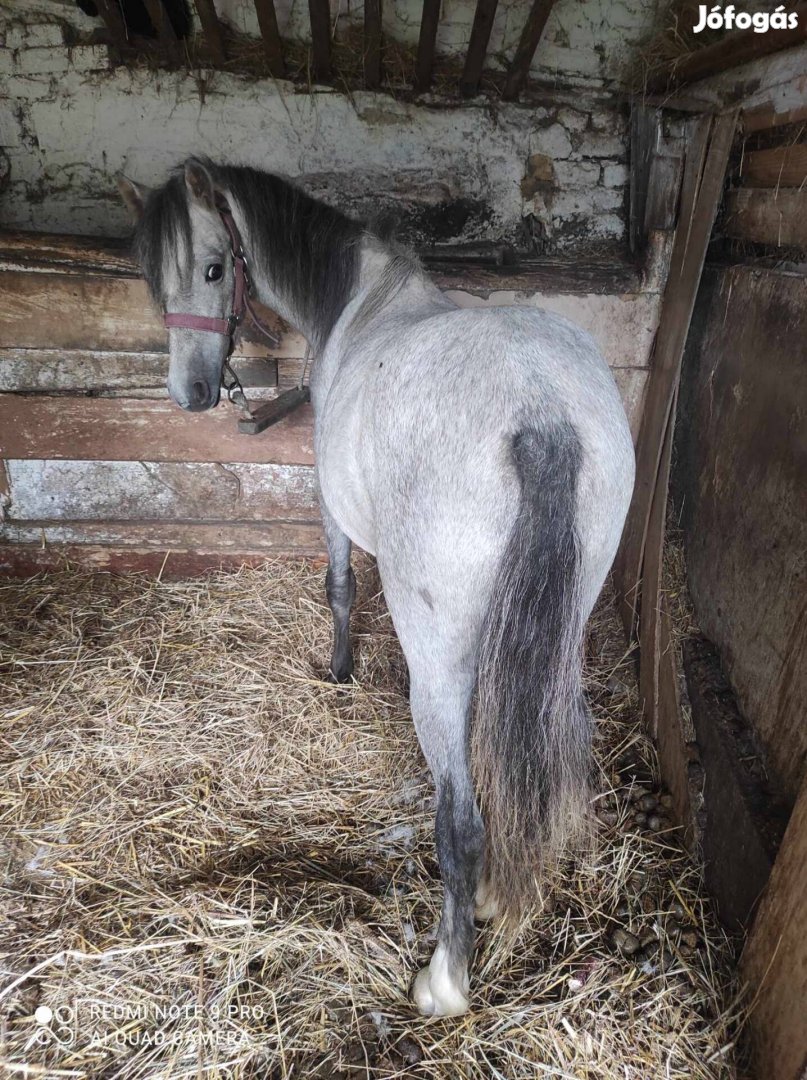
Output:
left=135, top=159, right=375, bottom=348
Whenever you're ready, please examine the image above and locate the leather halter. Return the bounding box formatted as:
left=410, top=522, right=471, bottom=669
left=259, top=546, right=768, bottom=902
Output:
left=163, top=207, right=280, bottom=352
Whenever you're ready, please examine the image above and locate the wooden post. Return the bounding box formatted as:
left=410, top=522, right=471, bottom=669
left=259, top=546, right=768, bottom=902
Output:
left=194, top=0, right=226, bottom=65
left=616, top=111, right=736, bottom=639
left=253, top=0, right=285, bottom=78
left=629, top=105, right=661, bottom=254
left=308, top=0, right=332, bottom=82
left=742, top=772, right=807, bottom=1080
left=460, top=0, right=498, bottom=97
left=142, top=0, right=180, bottom=55
left=94, top=0, right=129, bottom=48
left=414, top=0, right=441, bottom=92
left=364, top=0, right=383, bottom=89
left=501, top=0, right=556, bottom=101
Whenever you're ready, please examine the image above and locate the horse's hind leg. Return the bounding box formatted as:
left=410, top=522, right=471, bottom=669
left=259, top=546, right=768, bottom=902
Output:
left=320, top=501, right=356, bottom=682
left=398, top=641, right=483, bottom=1015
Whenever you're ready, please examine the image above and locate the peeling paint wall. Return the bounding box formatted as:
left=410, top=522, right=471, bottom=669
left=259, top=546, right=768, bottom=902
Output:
left=0, top=13, right=630, bottom=248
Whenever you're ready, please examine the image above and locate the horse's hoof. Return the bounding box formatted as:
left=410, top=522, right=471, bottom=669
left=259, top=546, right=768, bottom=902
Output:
left=474, top=878, right=500, bottom=922
left=411, top=949, right=470, bottom=1017
left=327, top=661, right=353, bottom=684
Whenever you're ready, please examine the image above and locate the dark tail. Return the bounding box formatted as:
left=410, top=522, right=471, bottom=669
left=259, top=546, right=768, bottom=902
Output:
left=472, top=419, right=592, bottom=918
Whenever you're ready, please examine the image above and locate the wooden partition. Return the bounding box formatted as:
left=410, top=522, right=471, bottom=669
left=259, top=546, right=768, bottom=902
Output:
left=0, top=231, right=651, bottom=575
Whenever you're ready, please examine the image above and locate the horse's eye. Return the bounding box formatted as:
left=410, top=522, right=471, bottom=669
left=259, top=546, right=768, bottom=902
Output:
left=205, top=263, right=223, bottom=283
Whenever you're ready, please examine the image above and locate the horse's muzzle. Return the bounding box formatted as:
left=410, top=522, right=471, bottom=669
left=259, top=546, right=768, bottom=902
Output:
left=177, top=379, right=220, bottom=412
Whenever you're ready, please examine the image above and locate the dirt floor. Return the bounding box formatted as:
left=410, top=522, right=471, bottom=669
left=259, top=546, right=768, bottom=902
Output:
left=0, top=557, right=743, bottom=1078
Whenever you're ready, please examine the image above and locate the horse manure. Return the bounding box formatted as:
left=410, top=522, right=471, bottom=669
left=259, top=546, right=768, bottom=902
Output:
left=612, top=929, right=641, bottom=956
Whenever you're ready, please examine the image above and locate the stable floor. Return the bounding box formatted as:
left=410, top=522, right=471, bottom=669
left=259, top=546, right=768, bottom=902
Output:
left=1, top=558, right=742, bottom=1078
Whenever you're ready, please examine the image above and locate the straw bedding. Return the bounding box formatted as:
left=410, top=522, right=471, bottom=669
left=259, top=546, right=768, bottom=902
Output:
left=0, top=557, right=742, bottom=1078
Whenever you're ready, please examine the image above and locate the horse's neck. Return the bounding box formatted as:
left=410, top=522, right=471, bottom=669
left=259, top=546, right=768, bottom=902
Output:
left=246, top=225, right=434, bottom=349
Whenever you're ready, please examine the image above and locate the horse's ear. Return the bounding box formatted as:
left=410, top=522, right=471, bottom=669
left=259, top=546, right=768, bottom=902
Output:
left=117, top=176, right=149, bottom=221
left=185, top=160, right=216, bottom=210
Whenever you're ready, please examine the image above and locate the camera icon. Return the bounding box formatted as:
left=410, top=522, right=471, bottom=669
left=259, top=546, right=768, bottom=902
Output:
left=33, top=1003, right=76, bottom=1047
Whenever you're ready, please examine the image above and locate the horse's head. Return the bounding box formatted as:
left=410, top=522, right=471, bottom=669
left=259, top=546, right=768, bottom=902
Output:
left=119, top=160, right=235, bottom=412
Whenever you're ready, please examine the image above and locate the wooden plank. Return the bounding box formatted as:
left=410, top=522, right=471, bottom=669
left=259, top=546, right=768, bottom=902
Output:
left=618, top=113, right=711, bottom=631
left=644, top=152, right=684, bottom=232
left=308, top=0, right=332, bottom=82
left=194, top=0, right=226, bottom=65
left=364, top=0, right=383, bottom=89
left=724, top=187, right=807, bottom=247
left=414, top=0, right=441, bottom=92
left=4, top=460, right=317, bottom=522
left=460, top=0, right=498, bottom=98
left=743, top=102, right=807, bottom=134
left=629, top=105, right=661, bottom=253
left=647, top=4, right=807, bottom=93
left=0, top=230, right=644, bottom=296
left=0, top=273, right=165, bottom=352
left=142, top=0, right=180, bottom=52
left=93, top=0, right=129, bottom=48
left=741, top=145, right=807, bottom=188
left=0, top=232, right=136, bottom=276
left=617, top=112, right=736, bottom=638
left=501, top=0, right=556, bottom=102
left=0, top=272, right=287, bottom=353
left=638, top=387, right=677, bottom=739
left=655, top=597, right=702, bottom=852
left=0, top=521, right=322, bottom=550
left=0, top=396, right=314, bottom=466
left=683, top=636, right=786, bottom=930
left=0, top=544, right=325, bottom=577
left=741, top=772, right=807, bottom=1080
left=0, top=350, right=280, bottom=393
left=0, top=521, right=326, bottom=570
left=253, top=0, right=285, bottom=77
left=675, top=264, right=807, bottom=805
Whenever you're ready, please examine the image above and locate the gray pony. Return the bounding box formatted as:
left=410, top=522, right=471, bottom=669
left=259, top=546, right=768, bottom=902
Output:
left=119, top=159, right=635, bottom=1016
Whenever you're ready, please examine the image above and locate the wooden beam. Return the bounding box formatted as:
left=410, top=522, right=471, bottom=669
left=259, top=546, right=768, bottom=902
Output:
left=364, top=0, right=383, bottom=88
left=0, top=271, right=289, bottom=354
left=743, top=101, right=807, bottom=133
left=0, top=541, right=326, bottom=577
left=501, top=0, right=556, bottom=101
left=629, top=105, right=661, bottom=253
left=644, top=152, right=684, bottom=232
left=142, top=0, right=179, bottom=49
left=0, top=523, right=326, bottom=572
left=193, top=0, right=226, bottom=65
left=308, top=0, right=332, bottom=82
left=93, top=0, right=129, bottom=48
left=617, top=112, right=737, bottom=637
left=741, top=772, right=807, bottom=1080
left=638, top=387, right=676, bottom=741
left=414, top=0, right=441, bottom=92
left=253, top=0, right=285, bottom=78
left=4, top=460, right=316, bottom=522
left=647, top=4, right=807, bottom=93
left=741, top=144, right=807, bottom=188
left=683, top=635, right=785, bottom=930
left=460, top=0, right=498, bottom=98
left=724, top=187, right=807, bottom=247
left=0, top=395, right=314, bottom=466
